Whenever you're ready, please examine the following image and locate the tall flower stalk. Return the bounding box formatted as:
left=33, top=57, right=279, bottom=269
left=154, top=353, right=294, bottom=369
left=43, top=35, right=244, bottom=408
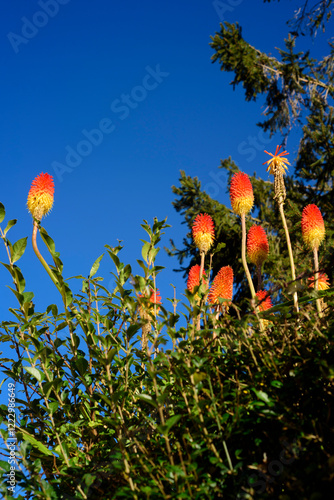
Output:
left=263, top=146, right=299, bottom=313
left=301, top=204, right=326, bottom=316
left=27, top=173, right=61, bottom=292
left=247, top=225, right=269, bottom=291
left=229, top=172, right=256, bottom=299
left=192, top=213, right=215, bottom=330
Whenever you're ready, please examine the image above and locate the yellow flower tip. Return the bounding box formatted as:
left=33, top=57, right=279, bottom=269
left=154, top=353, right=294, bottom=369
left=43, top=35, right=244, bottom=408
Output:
left=263, top=145, right=290, bottom=175
left=308, top=273, right=330, bottom=291
left=192, top=213, right=215, bottom=253
left=247, top=225, right=269, bottom=267
left=27, top=172, right=54, bottom=221
left=208, top=266, right=233, bottom=311
left=301, top=204, right=325, bottom=250
left=229, top=172, right=254, bottom=216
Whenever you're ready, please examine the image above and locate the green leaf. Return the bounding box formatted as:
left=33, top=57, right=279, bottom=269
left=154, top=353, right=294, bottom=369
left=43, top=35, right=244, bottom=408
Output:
left=62, top=283, right=73, bottom=307
left=20, top=428, right=53, bottom=456
left=23, top=366, right=44, bottom=382
left=22, top=291, right=34, bottom=304
left=75, top=357, right=88, bottom=376
left=11, top=237, right=28, bottom=263
left=47, top=402, right=59, bottom=416
left=141, top=241, right=150, bottom=263
left=89, top=254, right=104, bottom=278
left=137, top=394, right=158, bottom=409
left=0, top=202, right=5, bottom=223
left=4, top=219, right=17, bottom=236
left=39, top=227, right=56, bottom=256
left=252, top=389, right=273, bottom=406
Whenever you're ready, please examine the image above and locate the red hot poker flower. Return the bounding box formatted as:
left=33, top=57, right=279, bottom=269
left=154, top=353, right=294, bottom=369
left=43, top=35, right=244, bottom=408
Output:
left=230, top=172, right=254, bottom=216
left=256, top=290, right=273, bottom=312
left=27, top=172, right=54, bottom=221
left=308, top=273, right=330, bottom=291
left=263, top=145, right=290, bottom=175
left=208, top=266, right=233, bottom=310
left=149, top=289, right=162, bottom=305
left=192, top=213, right=215, bottom=254
left=301, top=204, right=325, bottom=250
left=187, top=265, right=208, bottom=293
left=247, top=225, right=269, bottom=267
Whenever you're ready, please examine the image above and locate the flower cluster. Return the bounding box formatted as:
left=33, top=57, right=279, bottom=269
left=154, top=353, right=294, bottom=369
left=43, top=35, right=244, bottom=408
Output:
left=230, top=172, right=254, bottom=216
left=192, top=213, right=215, bottom=254
left=187, top=265, right=208, bottom=293
left=27, top=173, right=54, bottom=221
left=208, top=266, right=233, bottom=311
left=247, top=225, right=269, bottom=267
left=301, top=204, right=325, bottom=251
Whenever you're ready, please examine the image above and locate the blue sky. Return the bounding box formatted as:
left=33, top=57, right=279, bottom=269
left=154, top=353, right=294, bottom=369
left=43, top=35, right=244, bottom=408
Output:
left=0, top=1, right=332, bottom=358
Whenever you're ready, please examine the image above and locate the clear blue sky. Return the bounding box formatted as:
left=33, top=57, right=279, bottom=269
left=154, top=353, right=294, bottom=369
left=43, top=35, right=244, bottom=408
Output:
left=0, top=1, right=331, bottom=350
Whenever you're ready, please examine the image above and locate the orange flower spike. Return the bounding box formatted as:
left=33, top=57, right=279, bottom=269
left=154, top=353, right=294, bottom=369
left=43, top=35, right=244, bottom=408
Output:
left=263, top=145, right=290, bottom=175
left=230, top=172, right=254, bottom=216
left=27, top=172, right=54, bottom=221
left=308, top=273, right=330, bottom=291
left=247, top=225, right=269, bottom=267
left=149, top=288, right=162, bottom=306
left=187, top=265, right=208, bottom=293
left=208, top=266, right=233, bottom=309
left=192, top=213, right=215, bottom=254
left=256, top=290, right=273, bottom=312
left=301, top=204, right=325, bottom=250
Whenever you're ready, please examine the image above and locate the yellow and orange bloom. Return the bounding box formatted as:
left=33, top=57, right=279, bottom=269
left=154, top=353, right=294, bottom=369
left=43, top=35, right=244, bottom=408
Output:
left=301, top=204, right=325, bottom=250
left=263, top=145, right=290, bottom=175
left=27, top=172, right=54, bottom=221
left=256, top=290, right=273, bottom=312
left=230, top=172, right=254, bottom=216
left=139, top=288, right=162, bottom=308
left=192, top=213, right=215, bottom=254
left=187, top=265, right=208, bottom=293
left=208, top=266, right=233, bottom=311
left=247, top=225, right=269, bottom=267
left=308, top=273, right=330, bottom=291
left=149, top=288, right=162, bottom=306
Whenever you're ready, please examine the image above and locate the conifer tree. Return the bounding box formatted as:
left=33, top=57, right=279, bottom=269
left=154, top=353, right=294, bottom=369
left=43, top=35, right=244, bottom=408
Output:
left=169, top=0, right=334, bottom=306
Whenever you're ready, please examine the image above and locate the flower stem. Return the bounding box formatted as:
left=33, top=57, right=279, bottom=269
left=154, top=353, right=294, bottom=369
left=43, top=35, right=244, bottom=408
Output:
left=241, top=214, right=256, bottom=299
left=257, top=265, right=262, bottom=292
left=313, top=246, right=323, bottom=317
left=278, top=200, right=299, bottom=313
left=241, top=215, right=264, bottom=332
left=32, top=221, right=62, bottom=293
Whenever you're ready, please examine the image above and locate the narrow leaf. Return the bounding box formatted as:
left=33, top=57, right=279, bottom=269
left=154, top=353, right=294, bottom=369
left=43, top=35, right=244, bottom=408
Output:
left=0, top=202, right=5, bottom=223
left=89, top=254, right=104, bottom=278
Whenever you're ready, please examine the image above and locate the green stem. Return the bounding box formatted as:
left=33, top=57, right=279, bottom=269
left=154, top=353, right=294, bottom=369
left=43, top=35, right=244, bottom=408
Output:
left=196, top=251, right=205, bottom=331
left=32, top=222, right=62, bottom=293
left=241, top=214, right=256, bottom=299
left=241, top=215, right=264, bottom=332
left=313, top=246, right=323, bottom=317
left=257, top=265, right=262, bottom=292
left=278, top=201, right=299, bottom=313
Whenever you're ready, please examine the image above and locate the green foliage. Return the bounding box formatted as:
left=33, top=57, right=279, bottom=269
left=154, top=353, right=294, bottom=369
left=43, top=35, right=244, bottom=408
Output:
left=1, top=203, right=334, bottom=499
